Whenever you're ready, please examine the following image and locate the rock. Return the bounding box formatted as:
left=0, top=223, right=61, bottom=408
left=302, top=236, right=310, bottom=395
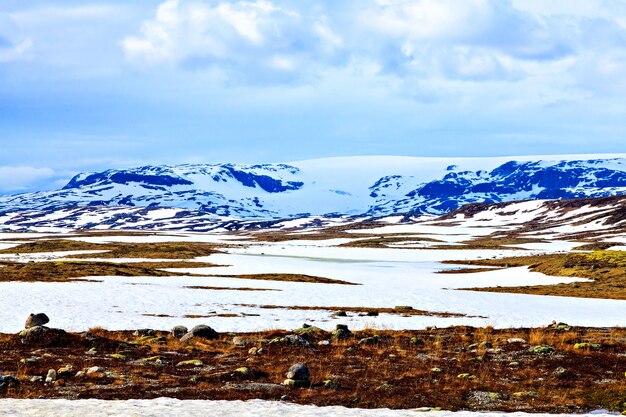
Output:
left=479, top=341, right=493, bottom=349
left=366, top=311, right=379, bottom=316
left=457, top=373, right=476, bottom=379
left=177, top=359, right=204, bottom=367
left=75, top=371, right=86, bottom=378
left=357, top=335, right=381, bottom=345
left=223, top=382, right=284, bottom=392
left=133, top=329, right=157, bottom=337
left=431, top=367, right=443, bottom=373
left=45, top=369, right=57, bottom=383
left=528, top=345, right=555, bottom=355
left=509, top=361, right=521, bottom=367
left=410, top=337, right=425, bottom=345
left=86, top=366, right=105, bottom=375
left=283, top=334, right=309, bottom=346
left=554, top=366, right=568, bottom=376
left=512, top=391, right=538, bottom=398
left=318, top=340, right=330, bottom=346
left=323, top=379, right=337, bottom=388
left=30, top=376, right=43, bottom=383
left=332, top=324, right=352, bottom=340
left=285, top=363, right=310, bottom=382
left=18, top=326, right=69, bottom=347
left=332, top=311, right=347, bottom=317
left=107, top=353, right=127, bottom=360
left=507, top=338, right=527, bottom=344
left=0, top=374, right=20, bottom=391
left=232, top=336, right=249, bottom=346
left=248, top=347, right=260, bottom=355
left=180, top=325, right=219, bottom=342
left=57, top=365, right=74, bottom=378
left=25, top=313, right=49, bottom=329
left=171, top=326, right=188, bottom=339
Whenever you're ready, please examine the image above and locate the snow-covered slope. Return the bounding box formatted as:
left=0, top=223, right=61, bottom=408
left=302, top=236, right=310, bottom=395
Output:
left=2, top=155, right=626, bottom=221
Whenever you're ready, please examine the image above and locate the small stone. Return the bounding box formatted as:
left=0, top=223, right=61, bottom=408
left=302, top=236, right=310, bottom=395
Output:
left=75, top=371, right=85, bottom=378
left=233, top=336, right=248, bottom=346
left=415, top=407, right=432, bottom=412
left=30, top=376, right=43, bottom=383
left=45, top=369, right=57, bottom=383
left=507, top=338, right=527, bottom=344
left=133, top=329, right=157, bottom=337
left=431, top=367, right=443, bottom=373
left=529, top=345, right=555, bottom=355
left=323, top=379, right=337, bottom=388
left=457, top=373, right=476, bottom=379
left=509, top=361, right=521, bottom=367
left=25, top=313, right=49, bottom=329
left=107, top=353, right=127, bottom=360
left=332, top=311, right=347, bottom=317
left=57, top=365, right=74, bottom=377
left=357, top=335, right=381, bottom=345
left=86, top=366, right=104, bottom=375
left=248, top=347, right=259, bottom=355
left=177, top=359, right=204, bottom=367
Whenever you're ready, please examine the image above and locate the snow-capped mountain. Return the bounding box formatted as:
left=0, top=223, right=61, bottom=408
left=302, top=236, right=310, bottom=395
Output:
left=2, top=155, right=626, bottom=222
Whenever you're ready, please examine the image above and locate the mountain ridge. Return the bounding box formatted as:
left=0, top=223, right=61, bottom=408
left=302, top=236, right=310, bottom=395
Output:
left=2, top=155, right=626, bottom=222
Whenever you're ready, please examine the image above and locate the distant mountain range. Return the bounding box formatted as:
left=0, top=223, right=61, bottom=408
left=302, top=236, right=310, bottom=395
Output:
left=1, top=155, right=626, bottom=231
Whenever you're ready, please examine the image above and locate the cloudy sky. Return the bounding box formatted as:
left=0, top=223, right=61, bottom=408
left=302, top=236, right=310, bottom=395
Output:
left=1, top=0, right=626, bottom=193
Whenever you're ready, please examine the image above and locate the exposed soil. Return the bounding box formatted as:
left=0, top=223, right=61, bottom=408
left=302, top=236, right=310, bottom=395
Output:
left=1, top=325, right=626, bottom=413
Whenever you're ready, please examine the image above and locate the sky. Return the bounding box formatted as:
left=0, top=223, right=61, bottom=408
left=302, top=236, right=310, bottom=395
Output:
left=1, top=0, right=626, bottom=193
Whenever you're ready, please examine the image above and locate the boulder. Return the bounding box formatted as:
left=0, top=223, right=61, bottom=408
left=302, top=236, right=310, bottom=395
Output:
left=180, top=325, right=219, bottom=342
left=18, top=326, right=70, bottom=347
left=0, top=373, right=20, bottom=391
left=332, top=324, right=352, bottom=340
left=25, top=313, right=49, bottom=329
left=171, top=326, right=188, bottom=339
left=133, top=329, right=157, bottom=337
left=285, top=363, right=310, bottom=383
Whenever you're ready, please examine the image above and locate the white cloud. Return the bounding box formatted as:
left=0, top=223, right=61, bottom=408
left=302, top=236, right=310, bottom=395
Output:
left=0, top=167, right=55, bottom=193
left=122, top=0, right=344, bottom=82
left=0, top=13, right=33, bottom=62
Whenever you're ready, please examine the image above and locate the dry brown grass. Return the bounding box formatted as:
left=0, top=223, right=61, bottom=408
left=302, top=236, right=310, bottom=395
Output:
left=5, top=325, right=622, bottom=411
left=338, top=235, right=442, bottom=249
left=203, top=273, right=358, bottom=285
left=446, top=250, right=626, bottom=300
left=233, top=304, right=480, bottom=318
left=0, top=260, right=202, bottom=282
left=0, top=239, right=225, bottom=259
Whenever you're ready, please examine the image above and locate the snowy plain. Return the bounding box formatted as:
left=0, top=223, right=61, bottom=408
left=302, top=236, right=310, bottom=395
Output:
left=1, top=225, right=625, bottom=333
left=0, top=398, right=619, bottom=417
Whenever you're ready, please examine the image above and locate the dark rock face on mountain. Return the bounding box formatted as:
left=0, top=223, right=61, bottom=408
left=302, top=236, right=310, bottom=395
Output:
left=1, top=157, right=626, bottom=225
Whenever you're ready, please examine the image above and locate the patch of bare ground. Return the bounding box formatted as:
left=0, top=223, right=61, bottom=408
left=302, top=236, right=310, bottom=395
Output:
left=2, top=325, right=626, bottom=412
left=203, top=273, right=358, bottom=285
left=571, top=241, right=620, bottom=251
left=0, top=239, right=225, bottom=259
left=183, top=286, right=280, bottom=292
left=233, top=304, right=479, bottom=318
left=337, top=235, right=442, bottom=249
left=437, top=267, right=505, bottom=274
left=0, top=260, right=209, bottom=283
left=445, top=250, right=626, bottom=300
left=428, top=236, right=548, bottom=251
